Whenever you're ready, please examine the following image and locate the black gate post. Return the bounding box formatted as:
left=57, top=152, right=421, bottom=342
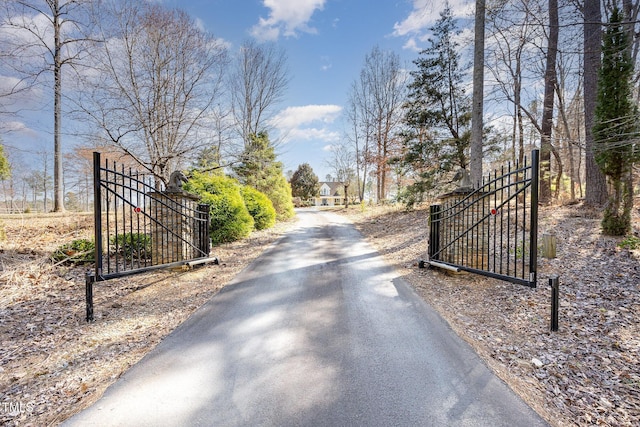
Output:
left=528, top=149, right=540, bottom=286
left=429, top=204, right=442, bottom=261
left=87, top=152, right=104, bottom=322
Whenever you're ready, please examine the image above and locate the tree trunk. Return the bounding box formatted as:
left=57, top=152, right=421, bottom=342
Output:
left=53, top=0, right=65, bottom=212
left=584, top=0, right=608, bottom=206
left=470, top=0, right=485, bottom=188
left=539, top=0, right=558, bottom=205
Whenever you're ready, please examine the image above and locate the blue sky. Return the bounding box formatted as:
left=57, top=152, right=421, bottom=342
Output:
left=3, top=0, right=475, bottom=181
left=181, top=0, right=468, bottom=180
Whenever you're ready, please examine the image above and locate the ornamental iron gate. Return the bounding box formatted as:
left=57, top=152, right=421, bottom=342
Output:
left=85, top=152, right=212, bottom=321
left=426, top=150, right=539, bottom=287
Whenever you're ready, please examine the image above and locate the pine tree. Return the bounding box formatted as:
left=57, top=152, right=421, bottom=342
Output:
left=233, top=132, right=294, bottom=220
left=395, top=6, right=471, bottom=206
left=593, top=7, right=639, bottom=235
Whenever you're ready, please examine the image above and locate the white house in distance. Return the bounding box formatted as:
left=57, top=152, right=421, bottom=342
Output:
left=314, top=182, right=344, bottom=206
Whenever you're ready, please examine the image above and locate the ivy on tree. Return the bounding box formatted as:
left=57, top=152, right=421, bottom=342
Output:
left=593, top=7, right=640, bottom=235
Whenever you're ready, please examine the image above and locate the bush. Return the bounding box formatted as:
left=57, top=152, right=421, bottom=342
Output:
left=266, top=174, right=295, bottom=220
left=619, top=235, right=640, bottom=250
left=184, top=173, right=254, bottom=244
left=241, top=186, right=276, bottom=230
left=110, top=233, right=151, bottom=259
left=52, top=238, right=95, bottom=264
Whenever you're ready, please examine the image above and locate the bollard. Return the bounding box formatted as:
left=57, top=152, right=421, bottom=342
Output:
left=550, top=276, right=559, bottom=332
left=85, top=271, right=95, bottom=322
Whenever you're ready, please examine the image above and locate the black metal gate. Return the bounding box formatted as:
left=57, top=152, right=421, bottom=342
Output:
left=426, top=150, right=539, bottom=287
left=85, top=152, right=212, bottom=321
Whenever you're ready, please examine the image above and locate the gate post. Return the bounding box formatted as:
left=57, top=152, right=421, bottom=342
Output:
left=528, top=149, right=540, bottom=286
left=88, top=152, right=103, bottom=323
left=149, top=191, right=201, bottom=263
left=429, top=204, right=441, bottom=261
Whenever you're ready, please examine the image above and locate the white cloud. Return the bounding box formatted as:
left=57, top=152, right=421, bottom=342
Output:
left=0, top=120, right=38, bottom=139
left=393, top=0, right=435, bottom=37
left=320, top=55, right=332, bottom=71
left=393, top=0, right=474, bottom=44
left=402, top=37, right=420, bottom=52
left=251, top=0, right=326, bottom=41
left=271, top=104, right=342, bottom=143
left=287, top=127, right=341, bottom=142
left=272, top=104, right=341, bottom=128
left=0, top=75, right=23, bottom=93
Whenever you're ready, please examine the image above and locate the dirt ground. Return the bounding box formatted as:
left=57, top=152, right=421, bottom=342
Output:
left=338, top=203, right=640, bottom=427
left=0, top=204, right=639, bottom=426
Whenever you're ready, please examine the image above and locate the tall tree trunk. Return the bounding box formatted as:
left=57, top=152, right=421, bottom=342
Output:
left=540, top=0, right=558, bottom=204
left=470, top=0, right=485, bottom=187
left=53, top=0, right=65, bottom=212
left=584, top=0, right=608, bottom=206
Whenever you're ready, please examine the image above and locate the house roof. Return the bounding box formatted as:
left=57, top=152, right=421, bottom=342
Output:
left=319, top=181, right=343, bottom=196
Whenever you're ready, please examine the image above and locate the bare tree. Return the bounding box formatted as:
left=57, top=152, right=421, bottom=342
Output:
left=325, top=140, right=356, bottom=207
left=76, top=0, right=228, bottom=186
left=2, top=0, right=94, bottom=212
left=348, top=46, right=406, bottom=202
left=470, top=0, right=486, bottom=187
left=539, top=0, right=559, bottom=204
left=486, top=0, right=542, bottom=166
left=346, top=79, right=373, bottom=202
left=229, top=40, right=289, bottom=149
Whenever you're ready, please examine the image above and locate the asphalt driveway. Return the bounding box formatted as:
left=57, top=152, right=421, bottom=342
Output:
left=63, top=209, right=548, bottom=427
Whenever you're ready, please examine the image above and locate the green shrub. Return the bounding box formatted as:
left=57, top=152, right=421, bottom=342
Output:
left=241, top=186, right=276, bottom=230
left=184, top=173, right=254, bottom=244
left=619, top=235, right=640, bottom=250
left=266, top=174, right=295, bottom=220
left=110, top=233, right=151, bottom=259
left=602, top=206, right=632, bottom=236
left=52, top=238, right=95, bottom=264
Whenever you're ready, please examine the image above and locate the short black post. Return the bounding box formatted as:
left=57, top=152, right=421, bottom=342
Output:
left=550, top=275, right=559, bottom=332
left=85, top=271, right=95, bottom=322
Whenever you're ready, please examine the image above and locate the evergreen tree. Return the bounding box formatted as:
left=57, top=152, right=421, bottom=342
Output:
left=194, top=146, right=222, bottom=173
left=0, top=144, right=10, bottom=181
left=290, top=163, right=320, bottom=201
left=395, top=6, right=471, bottom=206
left=233, top=132, right=295, bottom=220
left=593, top=7, right=639, bottom=235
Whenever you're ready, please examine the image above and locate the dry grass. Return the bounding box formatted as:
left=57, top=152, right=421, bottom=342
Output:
left=1, top=204, right=639, bottom=426
left=0, top=213, right=294, bottom=426
left=336, top=202, right=640, bottom=427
